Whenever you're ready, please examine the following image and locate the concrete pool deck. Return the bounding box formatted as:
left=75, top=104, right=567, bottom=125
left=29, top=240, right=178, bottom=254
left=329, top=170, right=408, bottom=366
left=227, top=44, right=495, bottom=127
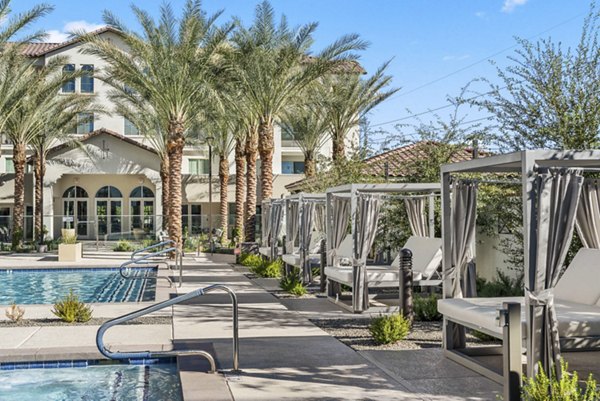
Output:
left=0, top=250, right=504, bottom=400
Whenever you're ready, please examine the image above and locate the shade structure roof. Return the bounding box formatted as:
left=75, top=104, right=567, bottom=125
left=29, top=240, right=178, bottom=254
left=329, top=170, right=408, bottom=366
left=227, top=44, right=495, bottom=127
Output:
left=326, top=182, right=441, bottom=194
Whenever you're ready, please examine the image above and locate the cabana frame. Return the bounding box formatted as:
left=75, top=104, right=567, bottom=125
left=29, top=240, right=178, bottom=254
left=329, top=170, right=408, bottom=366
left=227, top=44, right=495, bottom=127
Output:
left=259, top=198, right=285, bottom=260
left=325, top=183, right=441, bottom=313
left=282, top=192, right=327, bottom=282
left=440, top=149, right=600, bottom=384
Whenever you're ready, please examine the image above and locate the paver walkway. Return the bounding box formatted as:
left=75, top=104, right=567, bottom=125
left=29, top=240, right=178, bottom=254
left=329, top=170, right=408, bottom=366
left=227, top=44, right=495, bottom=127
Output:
left=173, top=255, right=501, bottom=401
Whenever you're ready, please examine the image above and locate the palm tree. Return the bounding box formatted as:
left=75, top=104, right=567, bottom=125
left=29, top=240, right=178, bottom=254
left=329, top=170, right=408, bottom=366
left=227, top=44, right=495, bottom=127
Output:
left=318, top=61, right=399, bottom=163
left=81, top=1, right=232, bottom=249
left=200, top=107, right=234, bottom=243
left=4, top=57, right=81, bottom=249
left=228, top=0, right=367, bottom=202
left=31, top=94, right=96, bottom=246
left=281, top=102, right=329, bottom=178
left=112, top=99, right=170, bottom=231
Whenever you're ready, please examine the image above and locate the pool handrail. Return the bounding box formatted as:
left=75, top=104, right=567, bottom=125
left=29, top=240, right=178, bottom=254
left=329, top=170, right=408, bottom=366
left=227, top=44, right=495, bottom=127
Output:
left=96, top=284, right=239, bottom=373
left=131, top=239, right=176, bottom=260
left=120, top=247, right=183, bottom=287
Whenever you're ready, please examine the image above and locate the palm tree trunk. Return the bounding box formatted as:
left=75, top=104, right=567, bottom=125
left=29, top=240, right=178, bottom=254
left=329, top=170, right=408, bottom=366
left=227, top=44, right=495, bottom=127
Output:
left=258, top=119, right=274, bottom=201
left=34, top=149, right=46, bottom=245
left=245, top=131, right=258, bottom=241
left=12, top=142, right=26, bottom=250
left=234, top=139, right=245, bottom=242
left=218, top=154, right=229, bottom=243
left=167, top=122, right=185, bottom=250
left=332, top=132, right=346, bottom=163
left=159, top=156, right=170, bottom=231
left=304, top=152, right=316, bottom=178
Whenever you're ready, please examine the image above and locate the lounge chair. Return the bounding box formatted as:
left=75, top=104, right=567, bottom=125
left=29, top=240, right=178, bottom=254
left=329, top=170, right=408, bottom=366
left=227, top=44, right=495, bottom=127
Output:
left=325, top=235, right=443, bottom=289
left=281, top=232, right=325, bottom=268
left=438, top=248, right=600, bottom=350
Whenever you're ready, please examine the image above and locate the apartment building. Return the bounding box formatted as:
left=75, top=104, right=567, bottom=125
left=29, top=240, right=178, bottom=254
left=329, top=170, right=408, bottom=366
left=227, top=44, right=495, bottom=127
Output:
left=0, top=27, right=358, bottom=241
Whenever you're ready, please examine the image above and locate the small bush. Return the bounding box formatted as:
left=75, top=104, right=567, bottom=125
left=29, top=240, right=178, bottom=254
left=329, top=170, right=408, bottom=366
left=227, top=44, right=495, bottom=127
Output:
left=522, top=360, right=600, bottom=401
left=52, top=290, right=93, bottom=323
left=477, top=270, right=524, bottom=297
left=413, top=294, right=442, bottom=321
left=259, top=259, right=283, bottom=278
left=240, top=253, right=263, bottom=268
left=5, top=303, right=25, bottom=322
left=141, top=239, right=158, bottom=248
left=113, top=239, right=136, bottom=252
left=61, top=232, right=78, bottom=245
left=280, top=269, right=307, bottom=296
left=369, top=313, right=411, bottom=345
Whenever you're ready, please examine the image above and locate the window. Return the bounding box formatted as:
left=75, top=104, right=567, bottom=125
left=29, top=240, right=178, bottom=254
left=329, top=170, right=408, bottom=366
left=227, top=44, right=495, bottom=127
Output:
left=281, top=161, right=305, bottom=174
left=189, top=159, right=210, bottom=175
left=96, top=186, right=122, bottom=198
left=63, top=186, right=88, bottom=198
left=62, top=64, right=75, bottom=93
left=76, top=113, right=94, bottom=134
left=80, top=65, right=94, bottom=93
left=124, top=117, right=139, bottom=136
left=5, top=158, right=14, bottom=173
left=281, top=128, right=295, bottom=140
left=130, top=186, right=154, bottom=198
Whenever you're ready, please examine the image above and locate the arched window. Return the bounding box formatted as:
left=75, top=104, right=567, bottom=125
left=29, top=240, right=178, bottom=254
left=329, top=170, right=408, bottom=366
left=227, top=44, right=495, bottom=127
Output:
left=63, top=186, right=88, bottom=198
left=130, top=186, right=154, bottom=198
left=96, top=186, right=122, bottom=198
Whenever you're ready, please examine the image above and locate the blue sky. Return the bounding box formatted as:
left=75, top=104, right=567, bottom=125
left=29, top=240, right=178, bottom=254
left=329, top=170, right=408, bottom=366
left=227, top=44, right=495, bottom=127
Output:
left=13, top=0, right=594, bottom=148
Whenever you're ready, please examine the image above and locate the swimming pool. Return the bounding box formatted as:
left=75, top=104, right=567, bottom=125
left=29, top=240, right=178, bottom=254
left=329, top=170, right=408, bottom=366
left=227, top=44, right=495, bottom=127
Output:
left=0, top=360, right=182, bottom=401
left=0, top=268, right=157, bottom=304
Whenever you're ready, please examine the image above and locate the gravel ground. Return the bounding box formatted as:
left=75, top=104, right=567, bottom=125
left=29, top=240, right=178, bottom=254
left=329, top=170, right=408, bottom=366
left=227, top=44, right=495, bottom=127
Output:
left=0, top=316, right=172, bottom=327
left=310, top=318, right=498, bottom=351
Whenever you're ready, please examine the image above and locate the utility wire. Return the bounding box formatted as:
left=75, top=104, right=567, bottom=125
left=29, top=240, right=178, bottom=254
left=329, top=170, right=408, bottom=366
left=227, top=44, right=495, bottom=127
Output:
left=371, top=11, right=587, bottom=128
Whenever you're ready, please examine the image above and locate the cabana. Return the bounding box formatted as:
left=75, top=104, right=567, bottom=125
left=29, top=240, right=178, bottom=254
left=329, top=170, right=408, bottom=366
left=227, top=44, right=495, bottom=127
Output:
left=437, top=150, right=600, bottom=393
left=324, top=183, right=442, bottom=313
left=281, top=193, right=327, bottom=283
left=259, top=198, right=285, bottom=260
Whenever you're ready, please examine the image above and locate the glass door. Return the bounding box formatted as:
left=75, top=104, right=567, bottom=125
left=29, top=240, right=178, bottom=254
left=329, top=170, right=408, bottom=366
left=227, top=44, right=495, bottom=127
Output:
left=110, top=200, right=122, bottom=235
left=77, top=201, right=88, bottom=237
left=97, top=201, right=108, bottom=236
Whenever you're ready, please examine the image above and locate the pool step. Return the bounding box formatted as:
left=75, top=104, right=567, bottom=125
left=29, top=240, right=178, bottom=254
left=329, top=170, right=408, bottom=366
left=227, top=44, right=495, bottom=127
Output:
left=177, top=354, right=233, bottom=401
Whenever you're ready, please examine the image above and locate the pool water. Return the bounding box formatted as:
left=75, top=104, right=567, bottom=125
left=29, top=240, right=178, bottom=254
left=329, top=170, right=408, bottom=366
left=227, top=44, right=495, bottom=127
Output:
left=0, top=268, right=157, bottom=304
left=0, top=362, right=182, bottom=401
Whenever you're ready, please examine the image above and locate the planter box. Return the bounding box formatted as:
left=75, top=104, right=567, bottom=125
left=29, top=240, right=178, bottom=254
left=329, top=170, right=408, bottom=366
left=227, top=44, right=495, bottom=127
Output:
left=58, top=243, right=82, bottom=262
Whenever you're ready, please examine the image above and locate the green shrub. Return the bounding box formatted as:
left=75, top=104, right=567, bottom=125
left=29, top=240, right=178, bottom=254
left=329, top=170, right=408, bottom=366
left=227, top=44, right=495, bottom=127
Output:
left=141, top=239, right=158, bottom=248
left=240, top=253, right=263, bottom=268
left=260, top=259, right=283, bottom=278
left=522, top=360, right=600, bottom=401
left=113, top=239, right=136, bottom=252
left=52, top=290, right=93, bottom=323
left=280, top=269, right=307, bottom=296
left=470, top=330, right=496, bottom=342
left=61, top=231, right=78, bottom=245
left=413, top=294, right=442, bottom=321
left=477, top=270, right=524, bottom=297
left=369, top=313, right=411, bottom=345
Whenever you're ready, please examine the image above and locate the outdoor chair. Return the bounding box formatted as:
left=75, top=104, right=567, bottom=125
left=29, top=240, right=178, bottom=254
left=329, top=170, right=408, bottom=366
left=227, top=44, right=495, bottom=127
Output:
left=438, top=247, right=600, bottom=350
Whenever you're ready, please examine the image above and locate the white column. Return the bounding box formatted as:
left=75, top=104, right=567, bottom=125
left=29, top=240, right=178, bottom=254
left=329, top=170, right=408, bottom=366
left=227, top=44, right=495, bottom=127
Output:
left=154, top=180, right=162, bottom=237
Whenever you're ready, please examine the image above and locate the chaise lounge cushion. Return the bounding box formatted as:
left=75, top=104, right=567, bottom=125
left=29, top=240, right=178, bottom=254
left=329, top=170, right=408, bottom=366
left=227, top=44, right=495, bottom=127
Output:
left=554, top=248, right=600, bottom=306
left=438, top=297, right=600, bottom=339
left=396, top=236, right=443, bottom=279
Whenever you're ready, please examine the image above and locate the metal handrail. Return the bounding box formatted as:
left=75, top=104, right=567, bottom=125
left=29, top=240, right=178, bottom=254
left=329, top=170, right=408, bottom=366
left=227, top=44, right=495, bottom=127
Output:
left=131, top=239, right=175, bottom=260
left=96, top=284, right=240, bottom=373
left=120, top=247, right=183, bottom=287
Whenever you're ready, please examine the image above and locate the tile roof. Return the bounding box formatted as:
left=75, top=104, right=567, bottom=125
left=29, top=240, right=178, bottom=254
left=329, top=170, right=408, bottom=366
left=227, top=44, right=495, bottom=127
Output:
left=19, top=26, right=121, bottom=57
left=285, top=141, right=486, bottom=191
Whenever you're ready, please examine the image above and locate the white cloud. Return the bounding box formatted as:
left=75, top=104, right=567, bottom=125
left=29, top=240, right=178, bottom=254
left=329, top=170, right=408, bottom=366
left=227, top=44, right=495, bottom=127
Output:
left=502, top=0, right=528, bottom=13
left=475, top=11, right=486, bottom=19
left=44, top=20, right=105, bottom=43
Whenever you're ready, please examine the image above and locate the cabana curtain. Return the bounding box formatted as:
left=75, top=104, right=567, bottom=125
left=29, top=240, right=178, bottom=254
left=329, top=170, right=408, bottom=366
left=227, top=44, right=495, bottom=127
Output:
left=314, top=203, right=326, bottom=234
left=353, top=194, right=382, bottom=312
left=404, top=197, right=428, bottom=237
left=448, top=181, right=478, bottom=347
left=328, top=196, right=351, bottom=265
left=575, top=179, right=600, bottom=249
left=270, top=202, right=284, bottom=260
left=262, top=202, right=272, bottom=246
left=300, top=202, right=316, bottom=283
left=528, top=169, right=583, bottom=377
left=285, top=201, right=299, bottom=253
